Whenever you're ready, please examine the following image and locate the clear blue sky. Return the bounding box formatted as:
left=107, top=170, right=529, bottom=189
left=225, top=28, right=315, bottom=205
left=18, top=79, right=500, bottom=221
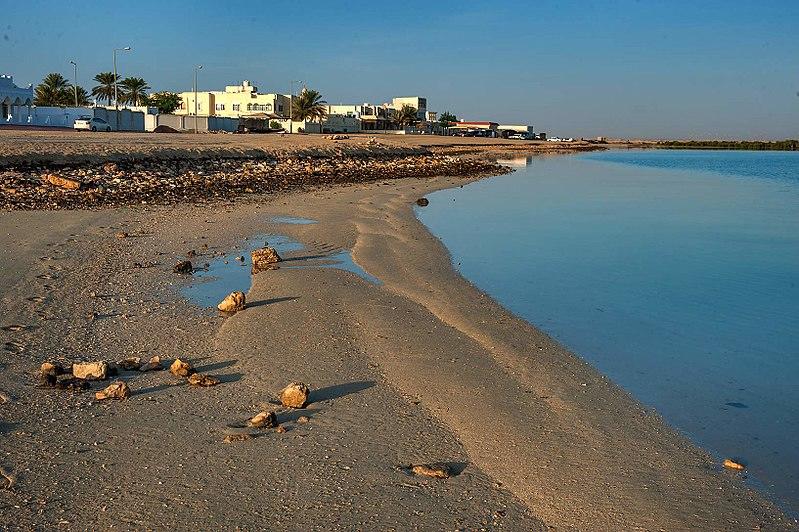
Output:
left=2, top=0, right=798, bottom=139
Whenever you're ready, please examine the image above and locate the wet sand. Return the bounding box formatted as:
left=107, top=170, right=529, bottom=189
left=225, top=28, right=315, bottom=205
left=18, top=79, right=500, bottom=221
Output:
left=0, top=170, right=794, bottom=529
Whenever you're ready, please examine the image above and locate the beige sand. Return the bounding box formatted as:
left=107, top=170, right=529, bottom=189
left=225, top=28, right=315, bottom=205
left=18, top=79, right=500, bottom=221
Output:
left=0, top=168, right=793, bottom=529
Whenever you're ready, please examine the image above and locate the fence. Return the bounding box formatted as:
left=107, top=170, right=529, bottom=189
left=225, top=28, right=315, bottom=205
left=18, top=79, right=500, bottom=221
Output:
left=3, top=105, right=145, bottom=131
left=145, top=114, right=240, bottom=133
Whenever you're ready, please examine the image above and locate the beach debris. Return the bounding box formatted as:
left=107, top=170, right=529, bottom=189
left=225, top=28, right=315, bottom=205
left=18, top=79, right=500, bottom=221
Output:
left=117, top=356, right=142, bottom=371
left=95, top=380, right=130, bottom=401
left=169, top=358, right=195, bottom=377
left=251, top=247, right=282, bottom=272
left=297, top=415, right=310, bottom=424
left=235, top=255, right=245, bottom=262
left=115, top=231, right=129, bottom=239
left=139, top=355, right=163, bottom=372
left=723, top=459, right=746, bottom=471
left=0, top=466, right=15, bottom=490
left=217, top=291, right=246, bottom=313
left=276, top=425, right=286, bottom=434
left=72, top=361, right=109, bottom=380
left=187, top=373, right=220, bottom=387
left=416, top=197, right=430, bottom=207
left=223, top=433, right=251, bottom=444
left=279, top=382, right=310, bottom=408
left=173, top=260, right=193, bottom=274
left=41, top=173, right=81, bottom=190
left=409, top=463, right=452, bottom=479
left=247, top=411, right=277, bottom=428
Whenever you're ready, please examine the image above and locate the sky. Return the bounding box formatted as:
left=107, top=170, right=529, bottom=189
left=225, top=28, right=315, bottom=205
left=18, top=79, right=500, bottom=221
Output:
left=2, top=0, right=798, bottom=139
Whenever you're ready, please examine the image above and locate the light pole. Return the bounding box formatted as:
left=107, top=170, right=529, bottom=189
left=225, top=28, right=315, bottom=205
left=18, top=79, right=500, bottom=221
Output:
left=113, top=46, right=131, bottom=131
left=194, top=65, right=203, bottom=133
left=69, top=60, right=78, bottom=107
left=289, top=79, right=303, bottom=133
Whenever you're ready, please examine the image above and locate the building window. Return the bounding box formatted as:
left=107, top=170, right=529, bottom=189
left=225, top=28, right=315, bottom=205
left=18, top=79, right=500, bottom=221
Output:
left=215, top=103, right=225, bottom=111
left=233, top=104, right=240, bottom=111
left=247, top=103, right=252, bottom=111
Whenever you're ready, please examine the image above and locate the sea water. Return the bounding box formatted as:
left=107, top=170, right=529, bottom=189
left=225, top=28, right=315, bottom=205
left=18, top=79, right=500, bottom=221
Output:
left=416, top=149, right=799, bottom=513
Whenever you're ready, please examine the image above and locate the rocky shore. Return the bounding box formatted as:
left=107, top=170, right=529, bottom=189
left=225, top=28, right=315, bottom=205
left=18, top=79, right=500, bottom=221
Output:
left=0, top=154, right=505, bottom=210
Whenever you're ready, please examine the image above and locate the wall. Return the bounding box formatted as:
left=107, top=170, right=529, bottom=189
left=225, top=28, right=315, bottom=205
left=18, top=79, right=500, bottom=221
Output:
left=147, top=113, right=239, bottom=132
left=92, top=108, right=145, bottom=131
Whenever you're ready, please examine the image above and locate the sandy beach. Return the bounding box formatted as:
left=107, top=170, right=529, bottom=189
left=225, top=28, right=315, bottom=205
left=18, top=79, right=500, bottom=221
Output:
left=0, top=134, right=794, bottom=530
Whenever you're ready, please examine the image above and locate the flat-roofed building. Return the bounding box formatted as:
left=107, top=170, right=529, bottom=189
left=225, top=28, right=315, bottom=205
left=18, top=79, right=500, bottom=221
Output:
left=0, top=75, right=33, bottom=120
left=498, top=124, right=534, bottom=135
left=326, top=103, right=393, bottom=130
left=175, top=80, right=290, bottom=119
left=391, top=96, right=427, bottom=120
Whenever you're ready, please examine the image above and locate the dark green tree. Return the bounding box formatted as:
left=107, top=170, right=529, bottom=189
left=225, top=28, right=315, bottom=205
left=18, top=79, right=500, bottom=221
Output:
left=91, top=72, right=119, bottom=105
left=147, top=92, right=182, bottom=114
left=439, top=111, right=457, bottom=126
left=393, top=104, right=418, bottom=127
left=33, top=73, right=73, bottom=106
left=119, top=77, right=151, bottom=106
left=290, top=88, right=328, bottom=130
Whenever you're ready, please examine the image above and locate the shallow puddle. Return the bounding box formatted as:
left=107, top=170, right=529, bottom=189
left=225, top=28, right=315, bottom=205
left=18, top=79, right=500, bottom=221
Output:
left=182, top=233, right=380, bottom=308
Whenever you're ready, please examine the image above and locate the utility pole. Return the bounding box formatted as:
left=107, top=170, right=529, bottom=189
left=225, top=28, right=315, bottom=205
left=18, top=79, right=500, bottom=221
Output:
left=113, top=46, right=131, bottom=130
left=194, top=65, right=203, bottom=133
left=69, top=61, right=78, bottom=107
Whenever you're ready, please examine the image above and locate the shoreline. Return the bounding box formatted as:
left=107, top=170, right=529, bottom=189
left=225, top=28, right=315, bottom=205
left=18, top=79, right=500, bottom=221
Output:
left=0, top=144, right=794, bottom=529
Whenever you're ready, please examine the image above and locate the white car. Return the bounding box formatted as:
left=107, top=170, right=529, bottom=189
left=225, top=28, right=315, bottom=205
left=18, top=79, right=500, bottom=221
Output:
left=74, top=116, right=113, bottom=132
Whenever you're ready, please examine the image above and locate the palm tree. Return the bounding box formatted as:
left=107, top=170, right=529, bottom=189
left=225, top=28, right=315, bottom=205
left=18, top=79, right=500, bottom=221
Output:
left=91, top=72, right=119, bottom=105
left=291, top=88, right=328, bottom=131
left=393, top=104, right=418, bottom=128
left=75, top=86, right=91, bottom=106
left=118, top=77, right=151, bottom=106
left=33, top=73, right=73, bottom=106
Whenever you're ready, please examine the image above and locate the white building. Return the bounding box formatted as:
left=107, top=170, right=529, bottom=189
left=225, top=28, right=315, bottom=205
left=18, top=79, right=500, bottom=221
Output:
left=0, top=75, right=33, bottom=121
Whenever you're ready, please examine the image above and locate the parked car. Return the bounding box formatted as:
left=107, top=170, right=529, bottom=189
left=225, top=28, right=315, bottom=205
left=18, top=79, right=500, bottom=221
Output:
left=508, top=132, right=532, bottom=140
left=74, top=116, right=113, bottom=132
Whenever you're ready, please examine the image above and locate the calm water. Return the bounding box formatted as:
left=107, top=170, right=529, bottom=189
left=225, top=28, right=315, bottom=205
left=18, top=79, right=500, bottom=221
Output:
left=417, top=150, right=799, bottom=513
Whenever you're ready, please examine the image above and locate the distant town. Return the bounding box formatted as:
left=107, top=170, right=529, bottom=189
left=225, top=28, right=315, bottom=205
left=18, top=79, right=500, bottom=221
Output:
left=0, top=69, right=561, bottom=140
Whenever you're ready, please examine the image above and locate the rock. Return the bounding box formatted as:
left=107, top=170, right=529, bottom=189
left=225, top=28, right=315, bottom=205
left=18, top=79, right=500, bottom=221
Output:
left=235, top=255, right=245, bottom=262
left=40, top=361, right=67, bottom=378
left=117, top=357, right=142, bottom=371
left=95, top=380, right=130, bottom=400
left=251, top=247, right=281, bottom=273
left=297, top=415, right=310, bottom=424
left=247, top=411, right=277, bottom=428
left=72, top=361, right=109, bottom=380
left=173, top=260, right=193, bottom=274
left=187, top=373, right=220, bottom=387
left=223, top=433, right=251, bottom=444
left=103, top=162, right=119, bottom=174
left=276, top=425, right=286, bottom=434
left=410, top=463, right=451, bottom=479
left=41, top=173, right=81, bottom=190
left=169, top=358, right=194, bottom=377
left=115, top=231, right=129, bottom=239
left=723, top=459, right=745, bottom=470
left=217, top=291, right=245, bottom=313
left=139, top=355, right=162, bottom=372
left=416, top=197, right=429, bottom=207
left=279, top=382, right=310, bottom=408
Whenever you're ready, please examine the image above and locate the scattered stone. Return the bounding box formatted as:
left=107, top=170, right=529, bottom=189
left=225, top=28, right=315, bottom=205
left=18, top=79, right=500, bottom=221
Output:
left=41, top=173, right=81, bottom=190
left=139, top=355, right=163, bottom=372
left=416, top=197, right=430, bottom=207
left=247, top=411, right=277, bottom=428
left=40, top=361, right=67, bottom=379
left=115, top=231, right=129, bottom=239
left=723, top=459, right=746, bottom=471
left=410, top=463, right=451, bottom=479
left=223, top=433, right=251, bottom=444
left=173, top=260, right=193, bottom=274
left=279, top=382, right=310, bottom=408
left=275, top=425, right=286, bottom=434
left=187, top=373, right=220, bottom=387
left=95, top=380, right=130, bottom=400
left=187, top=249, right=196, bottom=258
left=297, top=415, right=310, bottom=424
left=169, top=358, right=194, bottom=377
left=217, top=291, right=246, bottom=313
left=251, top=247, right=281, bottom=273
left=72, top=361, right=109, bottom=380
left=117, top=357, right=142, bottom=371
left=103, top=162, right=119, bottom=174
left=235, top=255, right=245, bottom=262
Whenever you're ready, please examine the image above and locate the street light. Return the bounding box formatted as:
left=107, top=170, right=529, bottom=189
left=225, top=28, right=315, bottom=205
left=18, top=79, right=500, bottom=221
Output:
left=113, top=46, right=131, bottom=131
left=194, top=65, right=203, bottom=133
left=69, top=60, right=78, bottom=107
left=289, top=79, right=303, bottom=134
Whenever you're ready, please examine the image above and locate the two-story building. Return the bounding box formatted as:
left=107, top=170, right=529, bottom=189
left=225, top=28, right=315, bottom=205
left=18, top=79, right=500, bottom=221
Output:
left=326, top=103, right=394, bottom=130
left=175, top=80, right=290, bottom=119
